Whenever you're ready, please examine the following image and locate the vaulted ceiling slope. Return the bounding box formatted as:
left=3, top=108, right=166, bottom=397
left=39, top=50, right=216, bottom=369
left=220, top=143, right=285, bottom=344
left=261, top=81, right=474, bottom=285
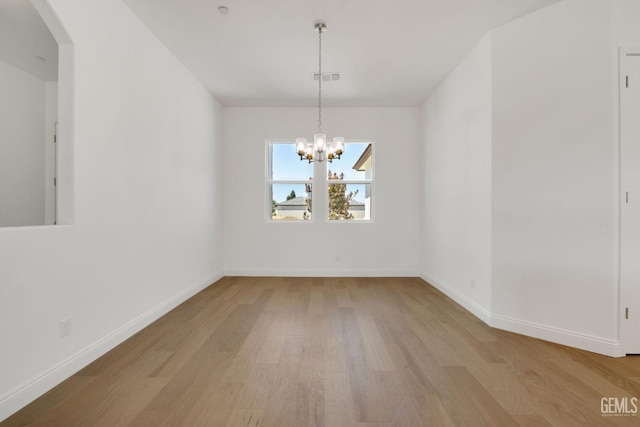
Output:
left=123, top=0, right=560, bottom=107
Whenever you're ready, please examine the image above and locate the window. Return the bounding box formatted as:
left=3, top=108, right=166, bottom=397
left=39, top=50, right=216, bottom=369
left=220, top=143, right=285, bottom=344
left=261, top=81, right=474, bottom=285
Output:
left=327, top=142, right=373, bottom=221
left=268, top=142, right=313, bottom=220
left=267, top=140, right=373, bottom=222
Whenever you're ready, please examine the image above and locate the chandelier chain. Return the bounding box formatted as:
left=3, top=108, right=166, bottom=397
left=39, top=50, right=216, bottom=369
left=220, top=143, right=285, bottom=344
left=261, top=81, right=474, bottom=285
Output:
left=318, top=24, right=322, bottom=133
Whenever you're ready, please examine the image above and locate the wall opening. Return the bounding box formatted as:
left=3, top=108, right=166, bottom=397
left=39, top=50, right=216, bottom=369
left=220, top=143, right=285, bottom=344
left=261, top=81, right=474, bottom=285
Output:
left=0, top=0, right=73, bottom=227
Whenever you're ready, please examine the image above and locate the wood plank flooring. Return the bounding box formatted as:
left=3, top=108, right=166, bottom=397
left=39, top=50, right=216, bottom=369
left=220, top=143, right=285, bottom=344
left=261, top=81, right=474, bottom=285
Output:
left=3, top=277, right=640, bottom=426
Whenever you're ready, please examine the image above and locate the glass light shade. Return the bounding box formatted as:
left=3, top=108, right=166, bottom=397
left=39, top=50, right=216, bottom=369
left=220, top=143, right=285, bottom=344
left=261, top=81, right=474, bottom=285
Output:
left=333, top=137, right=344, bottom=154
left=305, top=143, right=314, bottom=160
left=296, top=138, right=307, bottom=155
left=314, top=133, right=326, bottom=152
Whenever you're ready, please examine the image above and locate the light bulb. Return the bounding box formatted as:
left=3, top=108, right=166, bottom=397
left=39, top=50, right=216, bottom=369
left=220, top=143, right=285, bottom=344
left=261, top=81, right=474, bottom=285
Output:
left=296, top=138, right=307, bottom=155
left=333, top=137, right=344, bottom=155
left=314, top=134, right=326, bottom=152
left=305, top=143, right=314, bottom=161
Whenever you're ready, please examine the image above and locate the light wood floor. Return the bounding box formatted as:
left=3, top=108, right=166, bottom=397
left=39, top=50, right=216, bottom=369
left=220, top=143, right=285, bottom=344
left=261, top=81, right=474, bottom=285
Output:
left=3, top=277, right=640, bottom=426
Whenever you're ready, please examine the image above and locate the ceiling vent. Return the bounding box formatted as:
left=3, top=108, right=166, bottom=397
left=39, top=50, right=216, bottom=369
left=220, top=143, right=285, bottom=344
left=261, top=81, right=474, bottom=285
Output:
left=313, top=72, right=341, bottom=82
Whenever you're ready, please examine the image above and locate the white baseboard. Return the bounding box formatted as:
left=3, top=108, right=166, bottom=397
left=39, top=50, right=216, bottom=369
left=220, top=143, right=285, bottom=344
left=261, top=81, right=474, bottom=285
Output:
left=224, top=269, right=418, bottom=277
left=420, top=272, right=492, bottom=324
left=0, top=272, right=223, bottom=422
left=490, top=314, right=624, bottom=358
left=419, top=272, right=623, bottom=358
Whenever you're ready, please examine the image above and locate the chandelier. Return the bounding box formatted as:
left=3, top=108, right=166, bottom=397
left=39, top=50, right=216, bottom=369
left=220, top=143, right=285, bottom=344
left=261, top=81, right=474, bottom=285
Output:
left=296, top=22, right=344, bottom=163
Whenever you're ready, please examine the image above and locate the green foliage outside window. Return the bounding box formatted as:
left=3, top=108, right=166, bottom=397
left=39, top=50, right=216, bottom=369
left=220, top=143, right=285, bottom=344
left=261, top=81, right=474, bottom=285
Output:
left=328, top=170, right=358, bottom=220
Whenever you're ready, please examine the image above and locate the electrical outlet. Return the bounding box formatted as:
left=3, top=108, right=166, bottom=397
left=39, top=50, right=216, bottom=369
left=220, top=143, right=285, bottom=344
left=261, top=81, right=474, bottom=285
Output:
left=60, top=317, right=71, bottom=338
left=470, top=278, right=476, bottom=289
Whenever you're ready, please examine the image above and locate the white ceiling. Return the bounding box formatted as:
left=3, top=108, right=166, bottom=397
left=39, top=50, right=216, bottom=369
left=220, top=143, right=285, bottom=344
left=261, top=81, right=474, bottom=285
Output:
left=122, top=0, right=561, bottom=107
left=0, top=0, right=58, bottom=81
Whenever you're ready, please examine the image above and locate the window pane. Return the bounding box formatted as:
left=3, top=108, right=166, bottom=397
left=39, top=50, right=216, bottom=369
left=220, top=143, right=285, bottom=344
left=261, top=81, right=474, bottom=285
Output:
left=271, top=143, right=313, bottom=180
left=328, top=183, right=371, bottom=221
left=326, top=142, right=372, bottom=181
left=272, top=183, right=312, bottom=220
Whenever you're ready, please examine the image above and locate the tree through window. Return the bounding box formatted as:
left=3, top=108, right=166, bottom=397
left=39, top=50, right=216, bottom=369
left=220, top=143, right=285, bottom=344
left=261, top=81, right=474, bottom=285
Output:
left=327, top=142, right=373, bottom=221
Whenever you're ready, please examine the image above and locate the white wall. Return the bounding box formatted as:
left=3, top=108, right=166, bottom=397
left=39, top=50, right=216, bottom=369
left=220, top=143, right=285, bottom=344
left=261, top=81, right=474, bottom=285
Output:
left=0, top=0, right=224, bottom=420
left=419, top=0, right=639, bottom=356
left=613, top=0, right=640, bottom=46
left=224, top=107, right=421, bottom=276
left=0, top=59, right=46, bottom=227
left=420, top=35, right=493, bottom=320
left=491, top=0, right=616, bottom=346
